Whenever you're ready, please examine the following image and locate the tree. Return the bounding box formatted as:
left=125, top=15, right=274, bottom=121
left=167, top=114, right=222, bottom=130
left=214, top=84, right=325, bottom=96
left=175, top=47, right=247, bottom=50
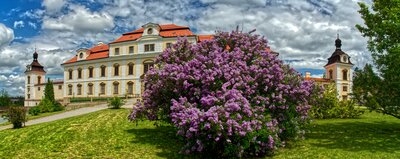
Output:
left=129, top=31, right=320, bottom=157
left=355, top=1, right=400, bottom=119
left=0, top=89, right=11, bottom=107
left=44, top=78, right=55, bottom=103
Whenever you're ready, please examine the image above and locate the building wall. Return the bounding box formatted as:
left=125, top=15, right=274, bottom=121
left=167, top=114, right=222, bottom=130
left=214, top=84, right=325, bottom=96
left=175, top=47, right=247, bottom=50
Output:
left=62, top=36, right=197, bottom=99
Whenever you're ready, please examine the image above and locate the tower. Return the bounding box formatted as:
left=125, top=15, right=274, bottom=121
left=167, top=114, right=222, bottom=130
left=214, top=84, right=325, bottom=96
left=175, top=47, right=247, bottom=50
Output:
left=24, top=50, right=46, bottom=106
left=324, top=35, right=354, bottom=100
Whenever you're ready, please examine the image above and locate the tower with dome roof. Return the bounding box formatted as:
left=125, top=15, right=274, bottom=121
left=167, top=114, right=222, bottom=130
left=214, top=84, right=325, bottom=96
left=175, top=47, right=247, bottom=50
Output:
left=24, top=50, right=46, bottom=106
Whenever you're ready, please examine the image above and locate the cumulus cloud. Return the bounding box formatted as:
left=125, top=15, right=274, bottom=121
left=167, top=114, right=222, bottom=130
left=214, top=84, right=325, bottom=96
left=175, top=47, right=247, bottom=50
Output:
left=42, top=0, right=67, bottom=14
left=42, top=4, right=114, bottom=33
left=0, top=23, right=14, bottom=48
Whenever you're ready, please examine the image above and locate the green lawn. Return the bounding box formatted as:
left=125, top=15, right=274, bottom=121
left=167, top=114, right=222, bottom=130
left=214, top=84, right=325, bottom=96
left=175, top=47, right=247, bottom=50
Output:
left=0, top=109, right=399, bottom=159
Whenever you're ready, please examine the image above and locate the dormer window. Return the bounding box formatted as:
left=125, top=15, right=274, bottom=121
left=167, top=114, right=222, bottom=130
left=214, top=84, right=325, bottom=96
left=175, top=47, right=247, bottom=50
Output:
left=342, top=56, right=347, bottom=63
left=147, top=28, right=153, bottom=35
left=79, top=53, right=83, bottom=59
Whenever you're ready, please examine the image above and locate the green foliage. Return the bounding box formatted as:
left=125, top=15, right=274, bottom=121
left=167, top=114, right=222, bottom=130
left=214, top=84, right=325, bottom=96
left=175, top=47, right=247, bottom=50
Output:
left=0, top=89, right=11, bottom=107
left=310, top=84, right=364, bottom=119
left=70, top=97, right=110, bottom=103
left=44, top=78, right=55, bottom=103
left=28, top=106, right=41, bottom=116
left=356, top=1, right=400, bottom=119
left=108, top=96, right=124, bottom=109
left=32, top=79, right=64, bottom=116
left=6, top=106, right=27, bottom=129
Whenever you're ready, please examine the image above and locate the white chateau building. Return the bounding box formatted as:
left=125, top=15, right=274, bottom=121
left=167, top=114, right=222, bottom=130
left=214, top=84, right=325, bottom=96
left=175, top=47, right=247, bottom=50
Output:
left=24, top=23, right=213, bottom=106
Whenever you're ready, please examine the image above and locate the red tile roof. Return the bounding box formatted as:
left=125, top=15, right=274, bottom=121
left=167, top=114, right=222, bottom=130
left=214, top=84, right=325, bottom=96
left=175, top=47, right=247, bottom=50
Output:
left=197, top=35, right=214, bottom=42
left=111, top=24, right=194, bottom=44
left=305, top=77, right=333, bottom=83
left=63, top=44, right=109, bottom=64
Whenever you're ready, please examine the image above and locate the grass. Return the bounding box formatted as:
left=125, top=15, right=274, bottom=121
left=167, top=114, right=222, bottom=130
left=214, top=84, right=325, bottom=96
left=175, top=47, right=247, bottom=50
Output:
left=0, top=110, right=399, bottom=158
left=273, top=111, right=400, bottom=159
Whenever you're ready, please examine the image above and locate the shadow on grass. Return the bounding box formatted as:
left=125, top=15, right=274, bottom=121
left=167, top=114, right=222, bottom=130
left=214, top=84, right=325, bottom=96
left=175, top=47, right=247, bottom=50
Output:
left=308, top=120, right=400, bottom=153
left=126, top=125, right=197, bottom=159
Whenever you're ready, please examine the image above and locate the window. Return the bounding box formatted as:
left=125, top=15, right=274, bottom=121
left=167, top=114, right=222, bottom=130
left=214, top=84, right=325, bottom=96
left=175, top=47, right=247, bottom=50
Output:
left=127, top=81, right=134, bottom=94
left=115, top=48, right=120, bottom=55
left=68, top=69, right=73, bottom=80
left=329, top=70, right=333, bottom=79
left=37, top=76, right=41, bottom=84
left=28, top=87, right=30, bottom=92
left=342, top=69, right=348, bottom=81
left=143, top=60, right=154, bottom=74
left=113, top=81, right=119, bottom=94
left=78, top=68, right=82, bottom=79
left=342, top=95, right=348, bottom=101
left=147, top=28, right=153, bottom=34
left=27, top=76, right=30, bottom=84
left=58, top=85, right=62, bottom=90
left=28, top=94, right=30, bottom=99
left=100, top=83, right=106, bottom=95
left=88, top=83, right=93, bottom=95
left=77, top=84, right=82, bottom=95
left=343, top=86, right=348, bottom=92
left=144, top=44, right=155, bottom=52
left=129, top=46, right=134, bottom=54
left=166, top=43, right=172, bottom=48
left=114, top=63, right=119, bottom=76
left=79, top=53, right=83, bottom=59
left=68, top=85, right=73, bottom=95
left=343, top=56, right=347, bottom=62
left=128, top=63, right=134, bottom=75
left=88, top=66, right=94, bottom=78
left=101, top=65, right=106, bottom=77
left=38, top=87, right=40, bottom=91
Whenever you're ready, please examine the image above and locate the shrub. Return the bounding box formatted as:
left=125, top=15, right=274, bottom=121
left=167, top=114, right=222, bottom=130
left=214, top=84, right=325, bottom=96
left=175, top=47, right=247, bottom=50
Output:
left=108, top=96, right=124, bottom=109
left=6, top=106, right=27, bottom=129
left=129, top=30, right=319, bottom=157
left=28, top=106, right=41, bottom=116
left=38, top=98, right=55, bottom=113
left=310, top=84, right=364, bottom=119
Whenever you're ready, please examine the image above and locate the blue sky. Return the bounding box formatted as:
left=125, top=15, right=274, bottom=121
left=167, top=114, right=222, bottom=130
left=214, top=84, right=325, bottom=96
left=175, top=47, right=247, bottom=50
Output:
left=0, top=0, right=372, bottom=96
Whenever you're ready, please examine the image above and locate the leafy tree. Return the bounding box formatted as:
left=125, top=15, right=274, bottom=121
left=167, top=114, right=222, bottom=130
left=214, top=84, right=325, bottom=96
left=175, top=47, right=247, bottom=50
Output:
left=355, top=1, right=400, bottom=119
left=0, top=89, right=11, bottom=107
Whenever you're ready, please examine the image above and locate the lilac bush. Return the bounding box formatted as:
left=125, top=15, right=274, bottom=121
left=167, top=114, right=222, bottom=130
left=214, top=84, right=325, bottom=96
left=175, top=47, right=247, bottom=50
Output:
left=129, top=30, right=320, bottom=157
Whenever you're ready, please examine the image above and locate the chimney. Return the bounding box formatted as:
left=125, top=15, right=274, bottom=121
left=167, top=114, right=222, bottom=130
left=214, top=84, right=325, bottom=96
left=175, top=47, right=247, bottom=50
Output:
left=305, top=72, right=311, bottom=78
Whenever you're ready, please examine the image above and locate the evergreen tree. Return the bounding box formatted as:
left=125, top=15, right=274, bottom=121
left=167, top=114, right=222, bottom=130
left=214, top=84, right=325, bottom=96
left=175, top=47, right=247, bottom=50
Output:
left=44, top=78, right=55, bottom=103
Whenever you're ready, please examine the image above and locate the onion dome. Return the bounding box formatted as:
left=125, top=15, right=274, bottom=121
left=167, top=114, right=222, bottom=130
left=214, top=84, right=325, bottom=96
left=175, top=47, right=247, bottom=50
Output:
left=325, top=34, right=353, bottom=66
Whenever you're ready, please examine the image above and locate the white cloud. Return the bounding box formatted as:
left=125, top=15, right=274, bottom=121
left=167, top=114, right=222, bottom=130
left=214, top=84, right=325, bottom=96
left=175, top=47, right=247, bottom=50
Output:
left=0, top=23, right=14, bottom=48
left=13, top=20, right=25, bottom=28
left=28, top=22, right=37, bottom=29
left=42, top=0, right=67, bottom=14
left=42, top=4, right=114, bottom=33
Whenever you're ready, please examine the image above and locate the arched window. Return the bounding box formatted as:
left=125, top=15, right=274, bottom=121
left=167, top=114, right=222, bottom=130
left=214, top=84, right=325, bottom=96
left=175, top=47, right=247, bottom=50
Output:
left=329, top=70, right=333, bottom=79
left=27, top=76, right=30, bottom=84
left=79, top=53, right=84, bottom=59
left=78, top=68, right=82, bottom=79
left=77, top=84, right=82, bottom=95
left=114, top=63, right=119, bottom=76
left=342, top=56, right=347, bottom=63
left=113, top=81, right=119, bottom=94
left=342, top=69, right=348, bottom=81
left=68, top=69, right=73, bottom=80
left=68, top=84, right=73, bottom=95
left=101, top=65, right=106, bottom=77
left=127, top=81, right=134, bottom=94
left=37, top=76, right=41, bottom=84
left=100, top=83, right=106, bottom=95
left=143, top=60, right=154, bottom=74
left=88, top=66, right=94, bottom=78
left=128, top=63, right=134, bottom=75
left=147, top=28, right=153, bottom=34
left=88, top=83, right=93, bottom=95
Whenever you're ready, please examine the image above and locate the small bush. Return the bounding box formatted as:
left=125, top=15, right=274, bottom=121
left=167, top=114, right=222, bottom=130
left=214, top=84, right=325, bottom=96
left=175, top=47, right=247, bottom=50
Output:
left=38, top=98, right=54, bottom=113
left=310, top=84, right=364, bottom=119
left=108, top=96, right=124, bottom=109
left=28, top=106, right=41, bottom=116
left=6, top=106, right=27, bottom=129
